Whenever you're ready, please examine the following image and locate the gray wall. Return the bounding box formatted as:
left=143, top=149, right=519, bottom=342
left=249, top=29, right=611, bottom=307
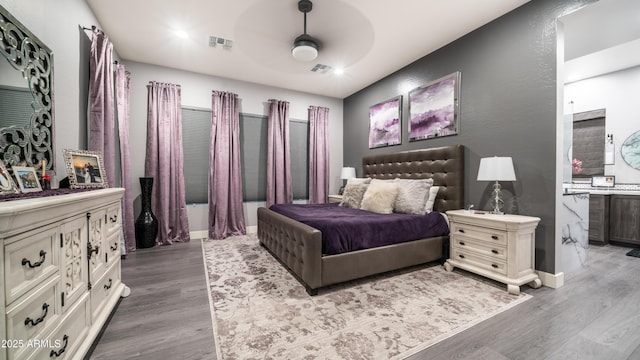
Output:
left=343, top=0, right=593, bottom=274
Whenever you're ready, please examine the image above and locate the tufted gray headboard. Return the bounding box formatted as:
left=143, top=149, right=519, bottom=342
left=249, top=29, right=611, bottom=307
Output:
left=362, top=145, right=465, bottom=213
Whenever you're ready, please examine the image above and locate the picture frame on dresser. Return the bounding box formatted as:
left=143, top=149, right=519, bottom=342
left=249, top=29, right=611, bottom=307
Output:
left=63, top=149, right=109, bottom=189
left=0, top=161, right=20, bottom=195
left=12, top=166, right=42, bottom=193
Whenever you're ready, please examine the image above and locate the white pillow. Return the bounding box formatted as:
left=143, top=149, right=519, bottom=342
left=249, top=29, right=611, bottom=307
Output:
left=424, top=186, right=440, bottom=213
left=394, top=178, right=433, bottom=214
left=360, top=180, right=399, bottom=214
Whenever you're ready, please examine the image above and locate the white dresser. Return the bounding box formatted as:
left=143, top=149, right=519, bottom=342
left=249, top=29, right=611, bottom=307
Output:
left=444, top=209, right=542, bottom=295
left=0, top=188, right=126, bottom=360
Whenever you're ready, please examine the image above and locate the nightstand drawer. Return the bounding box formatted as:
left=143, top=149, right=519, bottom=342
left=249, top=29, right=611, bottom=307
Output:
left=452, top=236, right=506, bottom=260
left=451, top=248, right=507, bottom=275
left=451, top=224, right=506, bottom=245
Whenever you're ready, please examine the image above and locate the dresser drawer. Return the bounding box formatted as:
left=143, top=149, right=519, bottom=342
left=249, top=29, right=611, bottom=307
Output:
left=4, top=226, right=59, bottom=305
left=451, top=248, right=507, bottom=275
left=105, top=203, right=122, bottom=237
left=5, top=276, right=61, bottom=360
left=105, top=232, right=121, bottom=266
left=450, top=223, right=506, bottom=246
left=451, top=235, right=507, bottom=261
left=26, top=295, right=90, bottom=360
left=91, top=261, right=121, bottom=321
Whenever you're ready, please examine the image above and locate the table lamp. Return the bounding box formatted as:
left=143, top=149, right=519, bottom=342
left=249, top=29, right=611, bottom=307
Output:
left=339, top=167, right=356, bottom=194
left=477, top=156, right=516, bottom=215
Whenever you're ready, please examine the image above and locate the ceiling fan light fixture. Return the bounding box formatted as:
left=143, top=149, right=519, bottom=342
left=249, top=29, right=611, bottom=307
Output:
left=292, top=0, right=319, bottom=62
left=292, top=34, right=318, bottom=61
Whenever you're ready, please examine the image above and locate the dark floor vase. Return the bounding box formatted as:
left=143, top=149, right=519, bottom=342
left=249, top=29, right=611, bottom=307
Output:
left=135, top=177, right=158, bottom=248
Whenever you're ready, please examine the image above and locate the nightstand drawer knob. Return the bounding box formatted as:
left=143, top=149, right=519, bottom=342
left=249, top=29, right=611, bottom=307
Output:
left=458, top=229, right=465, bottom=233
left=459, top=241, right=465, bottom=246
left=491, top=235, right=499, bottom=240
left=492, top=264, right=499, bottom=268
left=492, top=249, right=499, bottom=254
left=459, top=254, right=465, bottom=259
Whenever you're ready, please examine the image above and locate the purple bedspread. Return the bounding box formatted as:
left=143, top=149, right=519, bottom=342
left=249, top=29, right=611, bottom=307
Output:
left=269, top=203, right=450, bottom=255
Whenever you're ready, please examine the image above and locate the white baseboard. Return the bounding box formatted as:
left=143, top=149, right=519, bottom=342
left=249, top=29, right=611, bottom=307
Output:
left=536, top=270, right=564, bottom=288
left=246, top=226, right=257, bottom=234
left=189, top=230, right=208, bottom=240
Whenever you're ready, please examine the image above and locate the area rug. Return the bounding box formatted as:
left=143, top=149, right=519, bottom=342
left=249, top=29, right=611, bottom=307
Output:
left=627, top=248, right=640, bottom=258
left=202, top=235, right=531, bottom=360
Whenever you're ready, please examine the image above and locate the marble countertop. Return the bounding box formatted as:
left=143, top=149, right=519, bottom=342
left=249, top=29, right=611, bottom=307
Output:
left=563, top=188, right=640, bottom=196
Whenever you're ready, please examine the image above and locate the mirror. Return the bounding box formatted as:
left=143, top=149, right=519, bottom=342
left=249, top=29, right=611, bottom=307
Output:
left=0, top=4, right=54, bottom=172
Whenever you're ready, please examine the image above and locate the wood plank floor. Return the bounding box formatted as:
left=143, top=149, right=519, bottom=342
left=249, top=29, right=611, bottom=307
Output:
left=89, top=239, right=640, bottom=360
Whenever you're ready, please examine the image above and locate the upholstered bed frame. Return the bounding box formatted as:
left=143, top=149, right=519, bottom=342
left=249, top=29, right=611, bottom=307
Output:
left=257, top=145, right=465, bottom=295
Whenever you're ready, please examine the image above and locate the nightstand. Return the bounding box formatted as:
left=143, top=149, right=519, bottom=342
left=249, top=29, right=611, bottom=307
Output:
left=327, top=194, right=343, bottom=203
left=444, top=209, right=542, bottom=295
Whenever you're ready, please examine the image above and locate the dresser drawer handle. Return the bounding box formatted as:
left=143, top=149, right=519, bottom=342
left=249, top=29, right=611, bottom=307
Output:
left=491, top=264, right=499, bottom=268
left=110, top=242, right=118, bottom=251
left=109, top=214, right=118, bottom=223
left=50, top=334, right=69, bottom=358
left=24, top=303, right=49, bottom=327
left=88, top=243, right=100, bottom=259
left=22, top=250, right=46, bottom=268
left=104, top=278, right=113, bottom=290
left=458, top=229, right=465, bottom=233
left=458, top=254, right=465, bottom=259
left=491, top=235, right=499, bottom=240
left=459, top=241, right=465, bottom=246
left=492, top=249, right=499, bottom=254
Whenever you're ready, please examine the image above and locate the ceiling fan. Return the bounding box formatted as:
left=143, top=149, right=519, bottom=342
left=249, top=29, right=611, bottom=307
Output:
left=291, top=0, right=320, bottom=61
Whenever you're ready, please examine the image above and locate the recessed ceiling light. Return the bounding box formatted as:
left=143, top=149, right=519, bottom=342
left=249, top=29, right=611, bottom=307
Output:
left=334, top=68, right=344, bottom=75
left=175, top=30, right=189, bottom=39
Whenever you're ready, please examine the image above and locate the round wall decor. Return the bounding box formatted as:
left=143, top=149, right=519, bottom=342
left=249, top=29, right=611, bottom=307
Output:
left=621, top=130, right=640, bottom=170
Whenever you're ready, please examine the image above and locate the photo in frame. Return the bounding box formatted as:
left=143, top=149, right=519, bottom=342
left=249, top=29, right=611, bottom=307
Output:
left=12, top=166, right=42, bottom=193
left=0, top=161, right=20, bottom=195
left=63, top=149, right=108, bottom=189
left=409, top=71, right=460, bottom=141
left=369, top=95, right=402, bottom=148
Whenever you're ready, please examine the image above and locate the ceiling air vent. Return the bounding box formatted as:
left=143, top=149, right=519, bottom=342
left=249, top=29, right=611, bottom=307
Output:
left=311, top=64, right=332, bottom=74
left=209, top=36, right=233, bottom=50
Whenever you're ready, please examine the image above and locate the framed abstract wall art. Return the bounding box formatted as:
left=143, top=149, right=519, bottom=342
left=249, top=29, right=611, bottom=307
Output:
left=409, top=71, right=460, bottom=141
left=63, top=149, right=109, bottom=189
left=369, top=95, right=402, bottom=149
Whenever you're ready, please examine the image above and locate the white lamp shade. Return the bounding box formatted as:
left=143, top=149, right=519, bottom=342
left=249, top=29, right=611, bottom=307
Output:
left=340, top=167, right=356, bottom=180
left=477, top=157, right=516, bottom=181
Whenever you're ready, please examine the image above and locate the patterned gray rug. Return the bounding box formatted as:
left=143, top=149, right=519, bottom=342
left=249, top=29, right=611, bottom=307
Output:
left=202, top=235, right=531, bottom=359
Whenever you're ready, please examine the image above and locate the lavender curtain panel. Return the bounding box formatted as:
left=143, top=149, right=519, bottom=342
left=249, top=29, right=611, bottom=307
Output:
left=309, top=106, right=330, bottom=204
left=145, top=82, right=190, bottom=245
left=209, top=91, right=246, bottom=239
left=266, top=99, right=292, bottom=207
left=115, top=64, right=135, bottom=253
left=89, top=28, right=116, bottom=186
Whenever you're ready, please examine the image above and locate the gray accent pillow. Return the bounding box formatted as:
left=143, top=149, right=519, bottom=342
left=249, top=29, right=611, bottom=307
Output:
left=346, top=177, right=371, bottom=185
left=394, top=178, right=434, bottom=214
left=339, top=183, right=369, bottom=208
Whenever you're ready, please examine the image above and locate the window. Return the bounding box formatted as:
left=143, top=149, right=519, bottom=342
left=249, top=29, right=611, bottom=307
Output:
left=181, top=108, right=309, bottom=203
left=182, top=107, right=211, bottom=204
left=572, top=109, right=605, bottom=178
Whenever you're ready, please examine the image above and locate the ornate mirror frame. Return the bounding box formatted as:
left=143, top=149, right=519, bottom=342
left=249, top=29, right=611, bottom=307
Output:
left=0, top=4, right=54, bottom=172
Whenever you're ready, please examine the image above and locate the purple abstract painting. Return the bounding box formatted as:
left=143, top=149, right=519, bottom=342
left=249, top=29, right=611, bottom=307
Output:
left=369, top=96, right=402, bottom=148
left=409, top=72, right=460, bottom=141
